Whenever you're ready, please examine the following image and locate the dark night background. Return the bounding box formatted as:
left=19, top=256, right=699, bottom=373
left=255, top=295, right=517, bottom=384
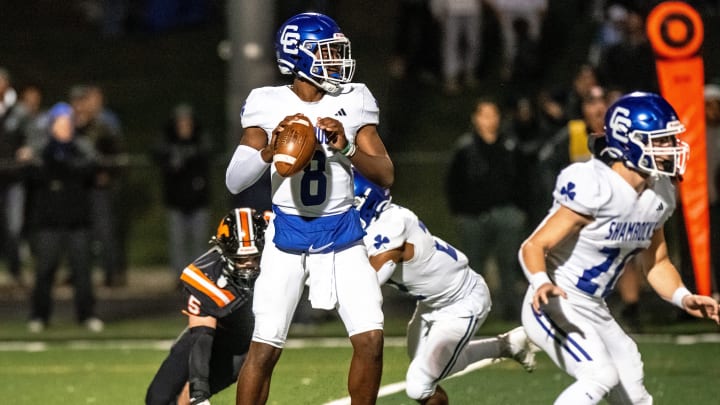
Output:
left=2, top=0, right=719, bottom=272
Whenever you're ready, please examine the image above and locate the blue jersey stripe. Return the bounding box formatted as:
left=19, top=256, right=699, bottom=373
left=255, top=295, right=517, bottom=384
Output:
left=436, top=315, right=479, bottom=382
left=533, top=306, right=593, bottom=362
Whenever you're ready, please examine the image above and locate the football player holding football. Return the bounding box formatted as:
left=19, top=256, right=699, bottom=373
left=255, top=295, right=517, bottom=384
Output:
left=353, top=170, right=536, bottom=405
left=225, top=12, right=393, bottom=405
left=519, top=92, right=720, bottom=404
left=145, top=208, right=269, bottom=405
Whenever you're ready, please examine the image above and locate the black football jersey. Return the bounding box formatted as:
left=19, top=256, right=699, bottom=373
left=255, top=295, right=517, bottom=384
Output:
left=180, top=248, right=252, bottom=318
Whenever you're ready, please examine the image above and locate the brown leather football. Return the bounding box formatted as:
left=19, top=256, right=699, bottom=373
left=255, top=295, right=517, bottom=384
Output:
left=273, top=116, right=317, bottom=177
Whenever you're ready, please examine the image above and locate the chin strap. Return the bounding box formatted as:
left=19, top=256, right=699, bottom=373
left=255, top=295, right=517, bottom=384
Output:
left=296, top=71, right=340, bottom=94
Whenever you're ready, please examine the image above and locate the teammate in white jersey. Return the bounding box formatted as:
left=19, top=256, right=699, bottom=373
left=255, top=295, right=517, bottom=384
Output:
left=519, top=92, right=720, bottom=404
left=353, top=170, right=536, bottom=405
left=225, top=12, right=393, bottom=405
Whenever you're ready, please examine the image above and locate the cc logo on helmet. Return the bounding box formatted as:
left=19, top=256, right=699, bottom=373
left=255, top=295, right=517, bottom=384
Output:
left=280, top=25, right=301, bottom=55
left=608, top=106, right=632, bottom=142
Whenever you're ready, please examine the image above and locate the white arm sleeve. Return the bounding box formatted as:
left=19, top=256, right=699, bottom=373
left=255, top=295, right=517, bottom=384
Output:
left=375, top=260, right=397, bottom=285
left=225, top=145, right=270, bottom=194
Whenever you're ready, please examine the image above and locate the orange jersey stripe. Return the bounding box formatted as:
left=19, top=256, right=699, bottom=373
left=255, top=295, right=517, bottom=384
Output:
left=180, top=264, right=236, bottom=307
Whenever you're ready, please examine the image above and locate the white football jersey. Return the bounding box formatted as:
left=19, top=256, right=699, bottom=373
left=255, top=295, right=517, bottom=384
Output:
left=241, top=83, right=379, bottom=217
left=364, top=204, right=479, bottom=308
left=537, top=158, right=676, bottom=299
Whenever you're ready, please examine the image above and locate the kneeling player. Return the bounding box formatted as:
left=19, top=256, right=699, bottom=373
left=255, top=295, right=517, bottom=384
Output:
left=146, top=208, right=269, bottom=405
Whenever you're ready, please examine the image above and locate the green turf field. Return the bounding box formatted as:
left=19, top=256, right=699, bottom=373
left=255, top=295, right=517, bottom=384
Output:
left=2, top=334, right=718, bottom=404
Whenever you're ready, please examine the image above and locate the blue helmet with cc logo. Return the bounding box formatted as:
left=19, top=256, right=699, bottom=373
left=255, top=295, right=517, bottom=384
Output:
left=275, top=12, right=356, bottom=94
left=601, top=92, right=689, bottom=178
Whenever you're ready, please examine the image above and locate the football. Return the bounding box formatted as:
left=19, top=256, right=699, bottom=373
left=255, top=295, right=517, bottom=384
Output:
left=273, top=116, right=317, bottom=177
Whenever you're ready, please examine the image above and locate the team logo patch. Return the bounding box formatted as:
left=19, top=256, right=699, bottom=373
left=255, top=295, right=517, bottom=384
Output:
left=560, top=182, right=576, bottom=201
left=373, top=234, right=390, bottom=249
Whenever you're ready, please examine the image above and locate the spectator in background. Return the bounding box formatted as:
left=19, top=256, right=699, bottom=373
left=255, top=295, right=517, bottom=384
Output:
left=151, top=103, right=212, bottom=281
left=509, top=95, right=549, bottom=227
left=485, top=0, right=548, bottom=81
left=538, top=85, right=606, bottom=193
left=445, top=97, right=527, bottom=321
left=535, top=88, right=568, bottom=139
left=0, top=67, right=32, bottom=287
left=564, top=64, right=599, bottom=121
left=705, top=84, right=720, bottom=206
left=388, top=0, right=439, bottom=81
left=16, top=84, right=47, bottom=150
left=26, top=102, right=103, bottom=333
left=597, top=6, right=657, bottom=94
left=2, top=84, right=46, bottom=288
left=506, top=17, right=543, bottom=96
left=587, top=3, right=628, bottom=68
left=712, top=165, right=720, bottom=302
left=430, top=0, right=483, bottom=95
left=70, top=84, right=127, bottom=287
left=705, top=83, right=720, bottom=300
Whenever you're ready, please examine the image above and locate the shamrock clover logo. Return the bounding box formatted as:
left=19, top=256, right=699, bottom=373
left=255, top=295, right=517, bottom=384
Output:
left=374, top=234, right=390, bottom=249
left=560, top=182, right=576, bottom=200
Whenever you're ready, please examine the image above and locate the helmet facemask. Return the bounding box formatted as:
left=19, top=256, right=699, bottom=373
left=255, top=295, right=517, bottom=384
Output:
left=622, top=121, right=688, bottom=178
left=298, top=36, right=355, bottom=94
left=218, top=253, right=261, bottom=290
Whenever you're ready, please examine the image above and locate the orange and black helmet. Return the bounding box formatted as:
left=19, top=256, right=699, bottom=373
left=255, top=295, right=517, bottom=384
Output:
left=213, top=208, right=269, bottom=258
left=211, top=208, right=271, bottom=287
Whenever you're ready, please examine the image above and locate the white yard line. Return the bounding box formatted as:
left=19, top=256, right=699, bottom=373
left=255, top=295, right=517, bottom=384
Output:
left=0, top=336, right=407, bottom=352
left=1, top=333, right=717, bottom=405
left=2, top=333, right=717, bottom=352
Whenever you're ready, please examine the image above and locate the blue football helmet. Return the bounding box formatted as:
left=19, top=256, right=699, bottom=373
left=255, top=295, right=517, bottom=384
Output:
left=353, top=169, right=391, bottom=229
left=275, top=12, right=356, bottom=94
left=601, top=92, right=689, bottom=178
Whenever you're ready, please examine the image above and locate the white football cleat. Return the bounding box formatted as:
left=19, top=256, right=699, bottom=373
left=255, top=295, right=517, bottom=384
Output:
left=499, top=326, right=537, bottom=372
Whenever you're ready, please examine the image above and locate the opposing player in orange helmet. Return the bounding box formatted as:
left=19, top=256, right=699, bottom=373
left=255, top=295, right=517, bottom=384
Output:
left=146, top=208, right=269, bottom=405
